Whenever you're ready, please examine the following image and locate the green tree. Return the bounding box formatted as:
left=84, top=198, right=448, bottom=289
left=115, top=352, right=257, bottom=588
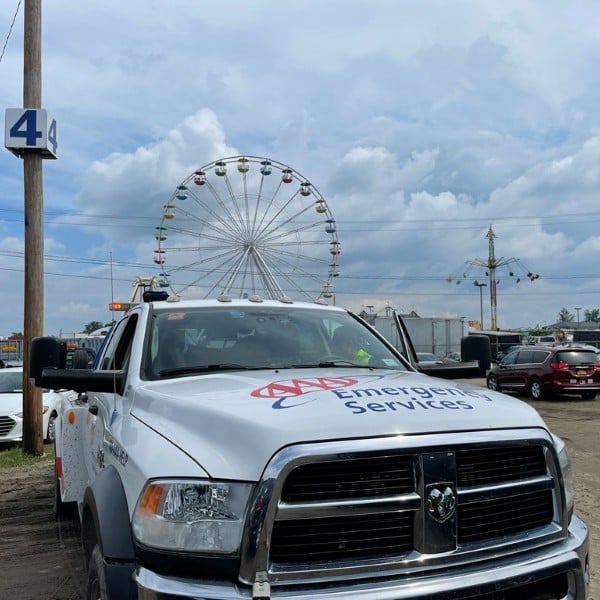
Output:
left=583, top=308, right=600, bottom=322
left=83, top=320, right=105, bottom=334
left=557, top=308, right=574, bottom=322
left=527, top=327, right=551, bottom=336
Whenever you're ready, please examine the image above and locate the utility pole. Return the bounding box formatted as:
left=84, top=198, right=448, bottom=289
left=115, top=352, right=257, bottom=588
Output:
left=5, top=0, right=57, bottom=455
left=22, top=0, right=44, bottom=455
left=473, top=281, right=487, bottom=330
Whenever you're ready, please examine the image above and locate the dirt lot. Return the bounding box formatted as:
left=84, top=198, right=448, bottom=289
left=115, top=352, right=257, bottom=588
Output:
left=0, top=393, right=598, bottom=600
left=0, top=458, right=86, bottom=599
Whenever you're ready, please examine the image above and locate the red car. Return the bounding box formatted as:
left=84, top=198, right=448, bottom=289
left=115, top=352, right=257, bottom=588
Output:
left=487, top=345, right=600, bottom=400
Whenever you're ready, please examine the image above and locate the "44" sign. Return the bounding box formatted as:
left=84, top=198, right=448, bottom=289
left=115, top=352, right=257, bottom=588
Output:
left=4, top=108, right=58, bottom=159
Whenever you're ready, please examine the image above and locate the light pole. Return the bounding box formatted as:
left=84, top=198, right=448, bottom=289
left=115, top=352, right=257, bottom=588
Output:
left=474, top=281, right=487, bottom=330
left=575, top=307, right=581, bottom=330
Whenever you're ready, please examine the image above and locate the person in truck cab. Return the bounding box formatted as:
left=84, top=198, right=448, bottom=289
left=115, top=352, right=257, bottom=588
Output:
left=331, top=325, right=372, bottom=364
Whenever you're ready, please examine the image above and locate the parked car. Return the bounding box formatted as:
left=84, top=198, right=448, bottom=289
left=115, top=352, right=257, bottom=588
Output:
left=416, top=352, right=461, bottom=365
left=0, top=367, right=72, bottom=443
left=527, top=335, right=560, bottom=346
left=496, top=344, right=534, bottom=361
left=487, top=345, right=600, bottom=400
left=416, top=352, right=440, bottom=365
left=415, top=352, right=481, bottom=378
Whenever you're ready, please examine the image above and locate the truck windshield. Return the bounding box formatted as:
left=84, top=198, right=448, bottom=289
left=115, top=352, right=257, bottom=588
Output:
left=147, top=306, right=406, bottom=378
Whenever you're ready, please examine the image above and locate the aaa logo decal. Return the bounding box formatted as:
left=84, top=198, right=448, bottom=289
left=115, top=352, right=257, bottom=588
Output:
left=251, top=376, right=358, bottom=399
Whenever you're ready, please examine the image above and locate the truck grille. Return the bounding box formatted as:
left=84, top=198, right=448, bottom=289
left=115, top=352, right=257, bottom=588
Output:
left=270, top=511, right=414, bottom=562
left=240, top=431, right=566, bottom=585
left=456, top=445, right=554, bottom=543
left=457, top=488, right=554, bottom=542
left=282, top=454, right=414, bottom=501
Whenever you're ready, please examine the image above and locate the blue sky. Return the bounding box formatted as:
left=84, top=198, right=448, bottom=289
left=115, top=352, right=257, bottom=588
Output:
left=1, top=0, right=600, bottom=336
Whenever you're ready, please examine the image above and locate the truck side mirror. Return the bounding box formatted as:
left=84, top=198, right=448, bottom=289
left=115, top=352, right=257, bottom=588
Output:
left=30, top=336, right=67, bottom=386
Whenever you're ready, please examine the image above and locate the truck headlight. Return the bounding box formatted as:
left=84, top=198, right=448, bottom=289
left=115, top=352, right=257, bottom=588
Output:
left=132, top=479, right=253, bottom=553
left=553, top=436, right=574, bottom=521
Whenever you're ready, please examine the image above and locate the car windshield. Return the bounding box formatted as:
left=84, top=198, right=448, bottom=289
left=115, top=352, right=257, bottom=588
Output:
left=0, top=371, right=23, bottom=393
left=147, top=306, right=406, bottom=378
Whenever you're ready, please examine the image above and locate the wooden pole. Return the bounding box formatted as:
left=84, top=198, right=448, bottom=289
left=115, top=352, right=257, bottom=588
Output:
left=22, top=0, right=44, bottom=456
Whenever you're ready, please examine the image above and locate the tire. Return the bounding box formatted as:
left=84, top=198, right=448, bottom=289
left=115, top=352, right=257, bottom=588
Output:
left=72, top=348, right=92, bottom=369
left=486, top=375, right=501, bottom=392
left=46, top=411, right=57, bottom=443
left=581, top=391, right=596, bottom=400
left=87, top=544, right=109, bottom=600
left=529, top=378, right=544, bottom=400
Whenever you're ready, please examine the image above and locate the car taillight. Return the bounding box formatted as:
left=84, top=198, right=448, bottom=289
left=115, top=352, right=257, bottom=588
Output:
left=551, top=361, right=569, bottom=370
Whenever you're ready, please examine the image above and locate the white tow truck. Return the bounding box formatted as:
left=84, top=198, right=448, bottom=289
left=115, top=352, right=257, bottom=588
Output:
left=30, top=292, right=590, bottom=600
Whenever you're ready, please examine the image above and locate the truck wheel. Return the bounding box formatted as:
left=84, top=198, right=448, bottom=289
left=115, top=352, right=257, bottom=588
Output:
left=72, top=348, right=92, bottom=369
left=46, top=411, right=57, bottom=443
left=87, top=544, right=109, bottom=600
left=529, top=378, right=544, bottom=400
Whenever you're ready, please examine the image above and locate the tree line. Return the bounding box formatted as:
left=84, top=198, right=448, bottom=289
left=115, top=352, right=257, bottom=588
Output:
left=82, top=320, right=113, bottom=334
left=557, top=308, right=600, bottom=323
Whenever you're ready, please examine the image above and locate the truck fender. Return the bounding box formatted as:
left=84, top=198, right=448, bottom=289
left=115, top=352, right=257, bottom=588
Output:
left=82, top=465, right=135, bottom=561
left=56, top=406, right=89, bottom=504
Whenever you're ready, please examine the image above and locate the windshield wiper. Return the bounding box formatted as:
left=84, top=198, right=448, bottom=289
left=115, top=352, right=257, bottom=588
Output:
left=287, top=361, right=374, bottom=368
left=158, top=363, right=263, bottom=376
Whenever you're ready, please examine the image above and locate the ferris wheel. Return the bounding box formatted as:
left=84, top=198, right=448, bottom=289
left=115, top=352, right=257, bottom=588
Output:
left=153, top=156, right=340, bottom=302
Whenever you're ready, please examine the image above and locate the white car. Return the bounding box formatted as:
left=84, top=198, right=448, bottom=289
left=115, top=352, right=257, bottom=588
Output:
left=0, top=366, right=71, bottom=444
left=416, top=352, right=443, bottom=365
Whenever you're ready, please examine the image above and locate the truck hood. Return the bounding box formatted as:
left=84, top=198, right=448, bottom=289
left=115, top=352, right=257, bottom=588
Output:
left=131, top=368, right=548, bottom=481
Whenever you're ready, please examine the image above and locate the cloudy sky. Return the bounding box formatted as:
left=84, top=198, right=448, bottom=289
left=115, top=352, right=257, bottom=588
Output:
left=1, top=0, right=600, bottom=337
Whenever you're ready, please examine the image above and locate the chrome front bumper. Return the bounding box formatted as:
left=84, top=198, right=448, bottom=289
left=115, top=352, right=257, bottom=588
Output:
left=136, top=515, right=589, bottom=600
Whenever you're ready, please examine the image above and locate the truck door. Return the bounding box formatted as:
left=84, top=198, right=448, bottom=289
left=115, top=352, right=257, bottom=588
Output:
left=392, top=310, right=419, bottom=368
left=83, top=313, right=138, bottom=482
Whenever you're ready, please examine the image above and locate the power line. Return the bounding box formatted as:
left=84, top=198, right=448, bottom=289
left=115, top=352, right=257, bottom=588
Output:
left=1, top=265, right=599, bottom=298
left=4, top=206, right=600, bottom=224
left=1, top=210, right=600, bottom=235
left=1, top=249, right=600, bottom=282
left=0, top=0, right=21, bottom=65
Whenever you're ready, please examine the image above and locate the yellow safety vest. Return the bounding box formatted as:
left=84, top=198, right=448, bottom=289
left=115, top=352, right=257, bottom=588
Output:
left=353, top=348, right=371, bottom=365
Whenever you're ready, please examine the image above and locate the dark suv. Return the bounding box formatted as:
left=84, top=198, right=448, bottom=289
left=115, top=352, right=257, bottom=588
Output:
left=487, top=345, right=600, bottom=400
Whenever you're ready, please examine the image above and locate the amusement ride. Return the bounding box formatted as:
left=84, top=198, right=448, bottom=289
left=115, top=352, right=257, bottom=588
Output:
left=151, top=156, right=340, bottom=303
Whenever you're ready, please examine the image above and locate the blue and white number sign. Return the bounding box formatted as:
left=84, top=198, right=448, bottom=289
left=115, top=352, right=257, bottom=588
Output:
left=4, top=108, right=58, bottom=159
